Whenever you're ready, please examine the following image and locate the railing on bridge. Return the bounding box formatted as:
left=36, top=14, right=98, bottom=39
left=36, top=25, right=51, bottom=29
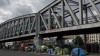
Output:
left=0, top=14, right=37, bottom=40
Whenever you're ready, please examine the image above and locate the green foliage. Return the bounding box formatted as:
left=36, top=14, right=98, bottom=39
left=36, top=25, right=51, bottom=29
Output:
left=43, top=46, right=48, bottom=50
left=84, top=50, right=89, bottom=55
left=70, top=44, right=76, bottom=49
left=54, top=47, right=69, bottom=55
left=52, top=44, right=56, bottom=48
left=54, top=47, right=62, bottom=54
left=36, top=45, right=41, bottom=50
left=74, top=36, right=84, bottom=46
left=60, top=48, right=69, bottom=55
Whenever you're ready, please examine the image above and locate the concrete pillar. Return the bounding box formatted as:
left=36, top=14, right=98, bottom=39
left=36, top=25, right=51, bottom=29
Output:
left=34, top=35, right=43, bottom=46
left=84, top=34, right=87, bottom=44
left=56, top=36, right=64, bottom=46
left=98, top=33, right=100, bottom=43
left=79, top=34, right=87, bottom=44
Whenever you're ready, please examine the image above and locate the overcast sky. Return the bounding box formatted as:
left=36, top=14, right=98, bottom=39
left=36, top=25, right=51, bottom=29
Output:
left=0, top=0, right=99, bottom=23
left=0, top=0, right=55, bottom=23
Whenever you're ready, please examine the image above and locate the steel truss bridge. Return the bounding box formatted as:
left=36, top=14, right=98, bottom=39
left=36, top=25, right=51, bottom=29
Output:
left=0, top=0, right=100, bottom=43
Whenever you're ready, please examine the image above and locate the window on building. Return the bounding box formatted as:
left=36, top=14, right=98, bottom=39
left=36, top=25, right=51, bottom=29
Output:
left=92, top=39, right=93, bottom=41
left=90, top=40, right=91, bottom=42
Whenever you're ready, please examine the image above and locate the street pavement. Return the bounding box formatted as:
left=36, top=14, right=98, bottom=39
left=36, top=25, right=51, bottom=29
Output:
left=0, top=50, right=54, bottom=56
left=0, top=50, right=100, bottom=56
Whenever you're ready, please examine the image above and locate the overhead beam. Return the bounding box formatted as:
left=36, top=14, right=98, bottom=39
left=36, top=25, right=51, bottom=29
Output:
left=64, top=0, right=79, bottom=25
left=31, top=17, right=36, bottom=31
left=89, top=0, right=100, bottom=17
left=13, top=20, right=16, bottom=37
left=79, top=0, right=83, bottom=24
left=48, top=9, right=51, bottom=30
left=51, top=8, right=61, bottom=28
left=29, top=17, right=31, bottom=33
left=88, top=8, right=98, bottom=22
left=65, top=0, right=100, bottom=17
left=0, top=13, right=36, bottom=26
left=40, top=0, right=61, bottom=13
left=40, top=14, right=48, bottom=30
left=61, top=0, right=64, bottom=27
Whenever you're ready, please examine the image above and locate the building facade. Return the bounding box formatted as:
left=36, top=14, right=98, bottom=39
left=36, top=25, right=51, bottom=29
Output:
left=87, top=33, right=100, bottom=43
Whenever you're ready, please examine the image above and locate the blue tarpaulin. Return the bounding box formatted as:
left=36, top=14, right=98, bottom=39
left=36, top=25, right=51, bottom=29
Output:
left=29, top=45, right=35, bottom=51
left=71, top=48, right=86, bottom=56
left=46, top=48, right=54, bottom=54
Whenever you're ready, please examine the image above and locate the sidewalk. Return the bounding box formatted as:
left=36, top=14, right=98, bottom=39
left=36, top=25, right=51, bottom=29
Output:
left=87, top=53, right=100, bottom=56
left=57, top=53, right=100, bottom=56
left=1, top=49, right=100, bottom=56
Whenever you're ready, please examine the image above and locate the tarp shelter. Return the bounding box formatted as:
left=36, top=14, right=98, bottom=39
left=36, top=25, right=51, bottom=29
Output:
left=71, top=48, right=86, bottom=56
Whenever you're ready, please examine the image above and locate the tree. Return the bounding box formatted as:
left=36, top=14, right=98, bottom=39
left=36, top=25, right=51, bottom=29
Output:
left=74, top=36, right=84, bottom=46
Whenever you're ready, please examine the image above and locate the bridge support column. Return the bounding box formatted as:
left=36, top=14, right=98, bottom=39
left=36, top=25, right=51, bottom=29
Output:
left=34, top=35, right=43, bottom=46
left=84, top=34, right=87, bottom=44
left=56, top=36, right=64, bottom=47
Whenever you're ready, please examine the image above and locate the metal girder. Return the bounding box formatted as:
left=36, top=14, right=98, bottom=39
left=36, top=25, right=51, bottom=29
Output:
left=0, top=13, right=36, bottom=28
left=89, top=0, right=100, bottom=17
left=79, top=0, right=83, bottom=24
left=2, top=25, right=3, bottom=38
left=40, top=0, right=61, bottom=13
left=1, top=26, right=2, bottom=39
left=51, top=8, right=61, bottom=28
left=13, top=20, right=16, bottom=37
left=64, top=0, right=79, bottom=25
left=30, top=17, right=36, bottom=32
left=8, top=23, right=10, bottom=37
left=16, top=19, right=19, bottom=36
left=0, top=25, right=1, bottom=39
left=24, top=17, right=29, bottom=34
left=0, top=0, right=100, bottom=41
left=39, top=21, right=100, bottom=34
left=61, top=0, right=64, bottom=27
left=2, top=25, right=4, bottom=39
left=71, top=16, right=74, bottom=26
left=36, top=14, right=40, bottom=35
left=88, top=8, right=98, bottom=22
left=6, top=23, right=8, bottom=38
left=65, top=0, right=100, bottom=17
left=68, top=0, right=79, bottom=5
left=29, top=17, right=31, bottom=33
left=84, top=7, right=88, bottom=24
left=48, top=9, right=51, bottom=30
left=18, top=19, right=20, bottom=35
left=3, top=24, right=6, bottom=38
left=22, top=18, right=24, bottom=34
left=11, top=21, right=14, bottom=37
left=9, top=22, right=11, bottom=37
left=40, top=14, right=48, bottom=30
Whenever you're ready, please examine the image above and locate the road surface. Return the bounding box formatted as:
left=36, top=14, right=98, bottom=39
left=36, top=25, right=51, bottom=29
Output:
left=0, top=50, right=54, bottom=56
left=0, top=50, right=100, bottom=56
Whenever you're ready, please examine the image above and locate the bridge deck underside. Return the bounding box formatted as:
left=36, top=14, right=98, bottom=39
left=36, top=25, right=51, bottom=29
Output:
left=0, top=35, right=35, bottom=43
left=41, top=27, right=100, bottom=37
